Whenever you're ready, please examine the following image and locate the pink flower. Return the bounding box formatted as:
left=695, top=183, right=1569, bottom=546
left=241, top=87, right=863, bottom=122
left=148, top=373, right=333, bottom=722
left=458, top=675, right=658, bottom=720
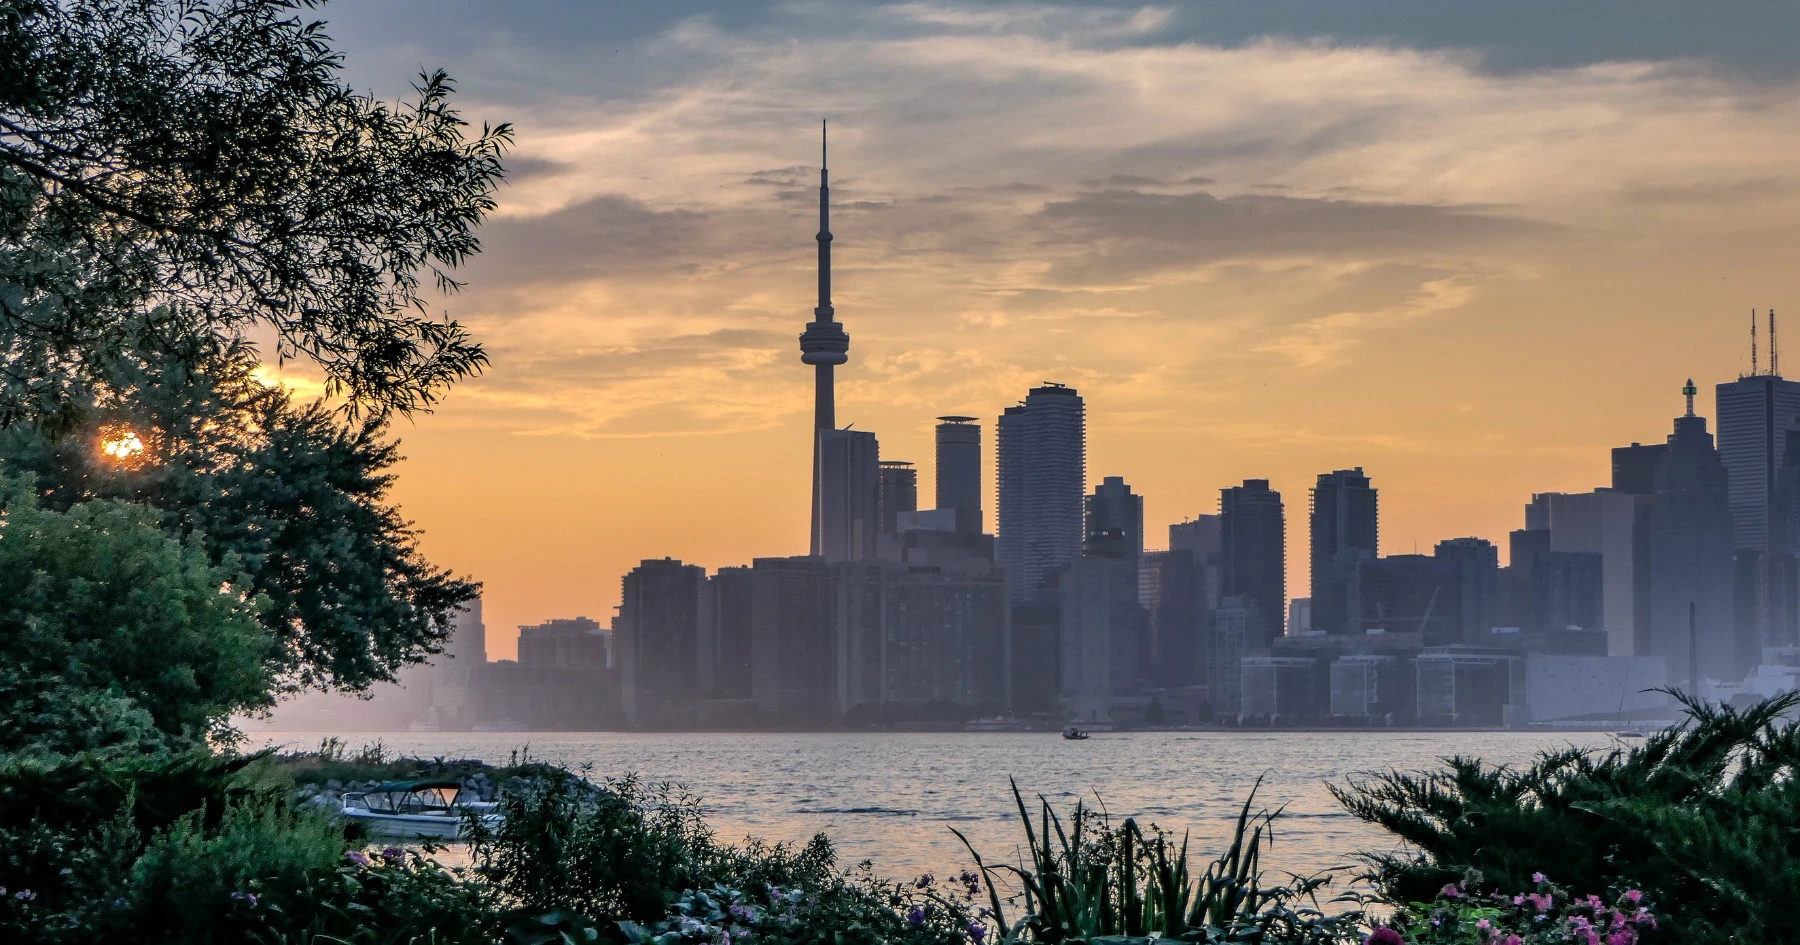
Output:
left=1607, top=932, right=1636, bottom=945
left=1513, top=894, right=1527, bottom=906
left=1503, top=937, right=1523, bottom=945
left=1625, top=889, right=1643, bottom=903
left=1532, top=872, right=1547, bottom=884
left=1441, top=884, right=1462, bottom=899
left=1366, top=928, right=1405, bottom=945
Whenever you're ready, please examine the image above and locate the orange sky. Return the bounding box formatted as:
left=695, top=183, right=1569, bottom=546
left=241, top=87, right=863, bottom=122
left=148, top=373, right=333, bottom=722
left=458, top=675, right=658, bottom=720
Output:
left=283, top=6, right=1800, bottom=660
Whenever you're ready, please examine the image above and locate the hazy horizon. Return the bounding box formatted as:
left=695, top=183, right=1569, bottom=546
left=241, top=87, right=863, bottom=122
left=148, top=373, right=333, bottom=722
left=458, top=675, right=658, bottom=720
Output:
left=281, top=1, right=1800, bottom=658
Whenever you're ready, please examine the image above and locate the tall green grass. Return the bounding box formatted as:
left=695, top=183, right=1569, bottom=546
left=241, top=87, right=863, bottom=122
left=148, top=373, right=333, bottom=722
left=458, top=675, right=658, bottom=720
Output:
left=957, top=779, right=1358, bottom=943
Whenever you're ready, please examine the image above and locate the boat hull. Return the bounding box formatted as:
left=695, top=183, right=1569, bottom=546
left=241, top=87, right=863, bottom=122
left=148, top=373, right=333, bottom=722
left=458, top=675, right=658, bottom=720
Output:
left=340, top=808, right=500, bottom=840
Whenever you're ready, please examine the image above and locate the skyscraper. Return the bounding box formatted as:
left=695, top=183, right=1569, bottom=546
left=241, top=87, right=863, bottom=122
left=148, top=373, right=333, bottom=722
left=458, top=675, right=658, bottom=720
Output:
left=1220, top=479, right=1285, bottom=647
left=877, top=461, right=917, bottom=537
left=997, top=383, right=1086, bottom=603
left=1084, top=476, right=1144, bottom=558
left=618, top=558, right=708, bottom=726
left=935, top=417, right=983, bottom=533
left=749, top=556, right=837, bottom=718
left=799, top=123, right=852, bottom=557
left=1434, top=537, right=1500, bottom=641
left=1716, top=330, right=1800, bottom=556
left=1310, top=468, right=1378, bottom=635
left=1531, top=490, right=1639, bottom=654
left=1716, top=322, right=1800, bottom=653
left=1648, top=380, right=1737, bottom=683
left=817, top=428, right=879, bottom=562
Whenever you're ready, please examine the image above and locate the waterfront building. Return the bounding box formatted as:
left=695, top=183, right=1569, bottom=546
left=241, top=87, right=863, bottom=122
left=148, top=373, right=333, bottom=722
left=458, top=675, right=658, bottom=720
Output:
left=935, top=416, right=983, bottom=534
left=1209, top=596, right=1260, bottom=717
left=1310, top=468, right=1378, bottom=635
left=517, top=617, right=609, bottom=669
left=996, top=383, right=1086, bottom=603
left=1528, top=490, right=1640, bottom=654
left=1058, top=553, right=1146, bottom=721
left=1238, top=656, right=1326, bottom=721
left=836, top=562, right=1008, bottom=711
left=1143, top=548, right=1211, bottom=688
left=1531, top=550, right=1604, bottom=634
left=748, top=556, right=837, bottom=718
left=1414, top=647, right=1522, bottom=726
left=708, top=566, right=755, bottom=699
left=1435, top=537, right=1500, bottom=641
left=618, top=558, right=708, bottom=726
left=1219, top=480, right=1285, bottom=649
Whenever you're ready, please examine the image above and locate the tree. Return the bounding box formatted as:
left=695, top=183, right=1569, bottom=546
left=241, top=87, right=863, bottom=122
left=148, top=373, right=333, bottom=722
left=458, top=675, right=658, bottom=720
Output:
left=0, top=338, right=478, bottom=692
left=0, top=0, right=511, bottom=425
left=0, top=478, right=274, bottom=750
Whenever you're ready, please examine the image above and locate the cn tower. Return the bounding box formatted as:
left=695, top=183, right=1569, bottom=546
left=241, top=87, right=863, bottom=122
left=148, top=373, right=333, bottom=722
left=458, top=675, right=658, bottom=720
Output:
left=799, top=121, right=849, bottom=556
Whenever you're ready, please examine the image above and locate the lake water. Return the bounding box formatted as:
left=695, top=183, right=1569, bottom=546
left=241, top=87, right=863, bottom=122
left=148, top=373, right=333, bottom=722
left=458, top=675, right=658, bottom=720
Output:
left=250, top=730, right=1620, bottom=883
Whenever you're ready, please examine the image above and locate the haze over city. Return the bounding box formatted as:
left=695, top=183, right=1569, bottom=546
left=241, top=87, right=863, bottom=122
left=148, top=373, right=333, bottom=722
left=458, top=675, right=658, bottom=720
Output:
left=286, top=2, right=1800, bottom=658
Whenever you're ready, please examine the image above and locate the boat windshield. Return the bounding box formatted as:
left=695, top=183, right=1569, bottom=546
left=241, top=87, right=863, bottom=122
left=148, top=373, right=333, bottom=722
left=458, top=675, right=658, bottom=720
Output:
left=356, top=784, right=461, bottom=815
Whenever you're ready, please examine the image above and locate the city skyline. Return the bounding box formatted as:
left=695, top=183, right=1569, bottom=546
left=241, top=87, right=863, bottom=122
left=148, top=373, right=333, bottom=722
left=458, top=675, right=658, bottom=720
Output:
left=279, top=3, right=1800, bottom=658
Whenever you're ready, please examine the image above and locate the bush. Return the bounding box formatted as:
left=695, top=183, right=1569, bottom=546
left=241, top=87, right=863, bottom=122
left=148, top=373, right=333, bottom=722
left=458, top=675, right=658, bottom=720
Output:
left=1333, top=692, right=1800, bottom=944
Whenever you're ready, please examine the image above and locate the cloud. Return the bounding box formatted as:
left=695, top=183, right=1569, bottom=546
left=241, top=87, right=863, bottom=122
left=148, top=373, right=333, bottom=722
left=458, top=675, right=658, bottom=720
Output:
left=386, top=1, right=1800, bottom=439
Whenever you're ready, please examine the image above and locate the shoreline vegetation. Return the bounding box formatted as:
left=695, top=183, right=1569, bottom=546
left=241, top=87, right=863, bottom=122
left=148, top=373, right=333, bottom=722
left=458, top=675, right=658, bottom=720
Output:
left=5, top=696, right=1799, bottom=943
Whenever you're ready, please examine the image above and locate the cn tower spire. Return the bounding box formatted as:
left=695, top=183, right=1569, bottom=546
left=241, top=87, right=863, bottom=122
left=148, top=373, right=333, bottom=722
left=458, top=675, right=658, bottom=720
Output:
left=799, top=121, right=850, bottom=555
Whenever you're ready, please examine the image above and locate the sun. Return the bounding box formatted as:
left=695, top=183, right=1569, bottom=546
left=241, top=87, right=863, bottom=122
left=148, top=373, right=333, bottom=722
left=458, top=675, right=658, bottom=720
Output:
left=98, top=425, right=148, bottom=467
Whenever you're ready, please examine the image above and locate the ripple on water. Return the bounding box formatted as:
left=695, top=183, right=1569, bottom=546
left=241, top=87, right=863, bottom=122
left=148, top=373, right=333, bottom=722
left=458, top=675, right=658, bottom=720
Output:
left=248, top=729, right=1614, bottom=881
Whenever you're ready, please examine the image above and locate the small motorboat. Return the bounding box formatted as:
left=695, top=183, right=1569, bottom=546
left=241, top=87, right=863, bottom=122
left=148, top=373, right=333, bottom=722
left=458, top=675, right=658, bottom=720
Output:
left=1061, top=726, right=1090, bottom=740
left=339, top=780, right=501, bottom=840
left=1615, top=730, right=1646, bottom=739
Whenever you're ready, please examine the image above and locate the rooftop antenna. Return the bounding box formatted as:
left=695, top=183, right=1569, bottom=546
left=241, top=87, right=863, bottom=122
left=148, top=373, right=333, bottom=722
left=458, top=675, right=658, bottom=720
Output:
left=1773, top=308, right=1780, bottom=377
left=1752, top=308, right=1759, bottom=376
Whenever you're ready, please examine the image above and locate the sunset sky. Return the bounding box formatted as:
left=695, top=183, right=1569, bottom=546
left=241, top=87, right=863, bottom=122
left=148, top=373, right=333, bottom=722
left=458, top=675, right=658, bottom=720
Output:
left=301, top=2, right=1800, bottom=659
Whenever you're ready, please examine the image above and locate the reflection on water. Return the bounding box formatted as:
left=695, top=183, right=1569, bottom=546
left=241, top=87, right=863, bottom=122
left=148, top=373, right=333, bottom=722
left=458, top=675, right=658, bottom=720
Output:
left=250, top=730, right=1619, bottom=881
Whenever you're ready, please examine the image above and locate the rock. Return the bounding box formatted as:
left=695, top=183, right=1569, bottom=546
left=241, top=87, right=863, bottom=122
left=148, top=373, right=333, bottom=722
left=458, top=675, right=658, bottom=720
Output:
left=325, top=779, right=342, bottom=791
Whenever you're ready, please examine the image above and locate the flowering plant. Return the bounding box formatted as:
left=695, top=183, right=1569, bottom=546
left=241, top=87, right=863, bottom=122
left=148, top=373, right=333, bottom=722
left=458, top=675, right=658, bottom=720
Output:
left=1389, top=872, right=1662, bottom=944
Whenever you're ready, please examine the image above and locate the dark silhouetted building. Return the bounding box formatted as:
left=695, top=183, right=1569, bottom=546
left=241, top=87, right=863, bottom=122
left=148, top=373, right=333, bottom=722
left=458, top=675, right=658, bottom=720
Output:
left=518, top=617, right=609, bottom=669
left=618, top=558, right=708, bottom=726
left=1310, top=468, right=1377, bottom=635
left=1144, top=547, right=1212, bottom=689
left=878, top=461, right=918, bottom=538
left=1646, top=381, right=1737, bottom=684
left=708, top=566, right=755, bottom=699
left=749, top=556, right=837, bottom=718
left=1008, top=602, right=1061, bottom=715
left=1220, top=480, right=1284, bottom=649
left=1358, top=554, right=1463, bottom=646
left=1084, top=476, right=1144, bottom=558
left=1612, top=441, right=1668, bottom=496
left=836, top=562, right=1008, bottom=712
left=935, top=417, right=983, bottom=534
left=1532, top=551, right=1604, bottom=634
left=1435, top=538, right=1500, bottom=641
left=997, top=383, right=1086, bottom=603
left=817, top=429, right=879, bottom=563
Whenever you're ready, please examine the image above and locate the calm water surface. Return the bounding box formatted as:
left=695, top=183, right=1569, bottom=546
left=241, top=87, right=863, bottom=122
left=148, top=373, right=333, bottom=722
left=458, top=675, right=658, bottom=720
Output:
left=251, top=730, right=1619, bottom=881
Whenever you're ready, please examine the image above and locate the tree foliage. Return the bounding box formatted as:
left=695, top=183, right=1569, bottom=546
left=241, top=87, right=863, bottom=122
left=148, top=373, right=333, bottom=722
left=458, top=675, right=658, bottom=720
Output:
left=0, top=0, right=510, bottom=425
left=0, top=338, right=478, bottom=692
left=1332, top=692, right=1800, bottom=945
left=0, top=479, right=274, bottom=748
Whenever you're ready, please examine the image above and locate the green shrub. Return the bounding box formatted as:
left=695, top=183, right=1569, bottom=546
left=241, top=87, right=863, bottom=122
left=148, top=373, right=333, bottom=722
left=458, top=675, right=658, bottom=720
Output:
left=1333, top=692, right=1800, bottom=944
